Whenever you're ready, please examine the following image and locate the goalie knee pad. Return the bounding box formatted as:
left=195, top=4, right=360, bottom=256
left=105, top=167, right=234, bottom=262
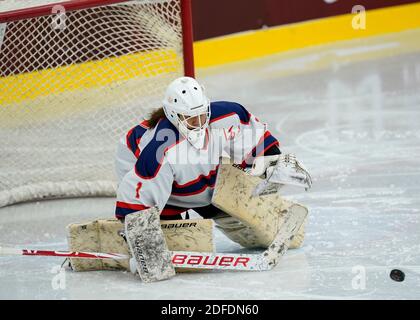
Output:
left=212, top=213, right=263, bottom=248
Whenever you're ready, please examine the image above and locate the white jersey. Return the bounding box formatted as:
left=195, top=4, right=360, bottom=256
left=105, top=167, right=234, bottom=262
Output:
left=115, top=101, right=279, bottom=219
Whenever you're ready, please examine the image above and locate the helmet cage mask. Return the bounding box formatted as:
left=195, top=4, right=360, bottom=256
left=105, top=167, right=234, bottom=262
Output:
left=162, top=77, right=211, bottom=149
left=176, top=104, right=210, bottom=149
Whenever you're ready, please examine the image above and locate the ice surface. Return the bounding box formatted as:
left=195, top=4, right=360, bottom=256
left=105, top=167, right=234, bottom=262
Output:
left=1, top=29, right=420, bottom=299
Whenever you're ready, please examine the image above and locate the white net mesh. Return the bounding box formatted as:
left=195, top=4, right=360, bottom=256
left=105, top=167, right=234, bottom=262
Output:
left=0, top=0, right=187, bottom=206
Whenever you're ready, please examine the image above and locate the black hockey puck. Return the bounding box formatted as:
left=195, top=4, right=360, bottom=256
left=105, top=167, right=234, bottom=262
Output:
left=390, top=269, right=405, bottom=282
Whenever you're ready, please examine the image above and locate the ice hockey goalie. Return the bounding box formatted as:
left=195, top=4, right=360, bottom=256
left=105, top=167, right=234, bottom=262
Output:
left=67, top=76, right=311, bottom=282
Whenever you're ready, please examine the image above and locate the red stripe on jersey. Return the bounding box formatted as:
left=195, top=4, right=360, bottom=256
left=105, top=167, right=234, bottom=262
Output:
left=135, top=136, right=142, bottom=158
left=161, top=207, right=188, bottom=216
left=241, top=131, right=279, bottom=167
left=172, top=183, right=215, bottom=197
left=125, top=127, right=135, bottom=152
left=140, top=120, right=150, bottom=128
left=256, top=141, right=279, bottom=158
left=173, top=165, right=219, bottom=188
left=116, top=201, right=149, bottom=211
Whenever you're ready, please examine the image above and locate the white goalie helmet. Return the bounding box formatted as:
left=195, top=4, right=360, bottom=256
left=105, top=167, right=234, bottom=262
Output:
left=162, top=77, right=211, bottom=149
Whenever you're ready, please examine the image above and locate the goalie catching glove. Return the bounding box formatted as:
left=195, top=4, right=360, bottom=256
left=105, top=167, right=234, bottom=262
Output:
left=250, top=154, right=312, bottom=197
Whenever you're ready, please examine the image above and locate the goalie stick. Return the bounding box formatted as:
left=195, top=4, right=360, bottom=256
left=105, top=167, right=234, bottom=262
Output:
left=0, top=206, right=306, bottom=272
left=0, top=202, right=307, bottom=271
left=0, top=247, right=128, bottom=260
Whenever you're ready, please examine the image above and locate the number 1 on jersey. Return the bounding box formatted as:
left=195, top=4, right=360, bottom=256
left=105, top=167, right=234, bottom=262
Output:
left=135, top=182, right=142, bottom=199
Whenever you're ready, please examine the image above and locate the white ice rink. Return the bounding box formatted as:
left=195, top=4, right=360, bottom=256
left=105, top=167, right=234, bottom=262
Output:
left=1, top=28, right=420, bottom=300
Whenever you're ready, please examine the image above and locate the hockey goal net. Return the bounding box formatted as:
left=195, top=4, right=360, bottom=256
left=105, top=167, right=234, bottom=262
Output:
left=0, top=0, right=194, bottom=207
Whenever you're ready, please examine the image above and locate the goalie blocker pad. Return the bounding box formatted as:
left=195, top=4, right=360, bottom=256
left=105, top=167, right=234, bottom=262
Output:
left=67, top=216, right=214, bottom=273
left=211, top=157, right=308, bottom=249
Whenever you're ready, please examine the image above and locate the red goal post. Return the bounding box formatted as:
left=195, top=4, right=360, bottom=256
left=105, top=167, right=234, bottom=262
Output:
left=0, top=0, right=195, bottom=207
left=0, top=0, right=194, bottom=76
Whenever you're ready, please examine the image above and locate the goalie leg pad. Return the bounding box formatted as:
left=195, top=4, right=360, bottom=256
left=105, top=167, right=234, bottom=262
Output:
left=66, top=219, right=130, bottom=272
left=212, top=158, right=308, bottom=248
left=213, top=205, right=308, bottom=249
left=67, top=217, right=214, bottom=272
